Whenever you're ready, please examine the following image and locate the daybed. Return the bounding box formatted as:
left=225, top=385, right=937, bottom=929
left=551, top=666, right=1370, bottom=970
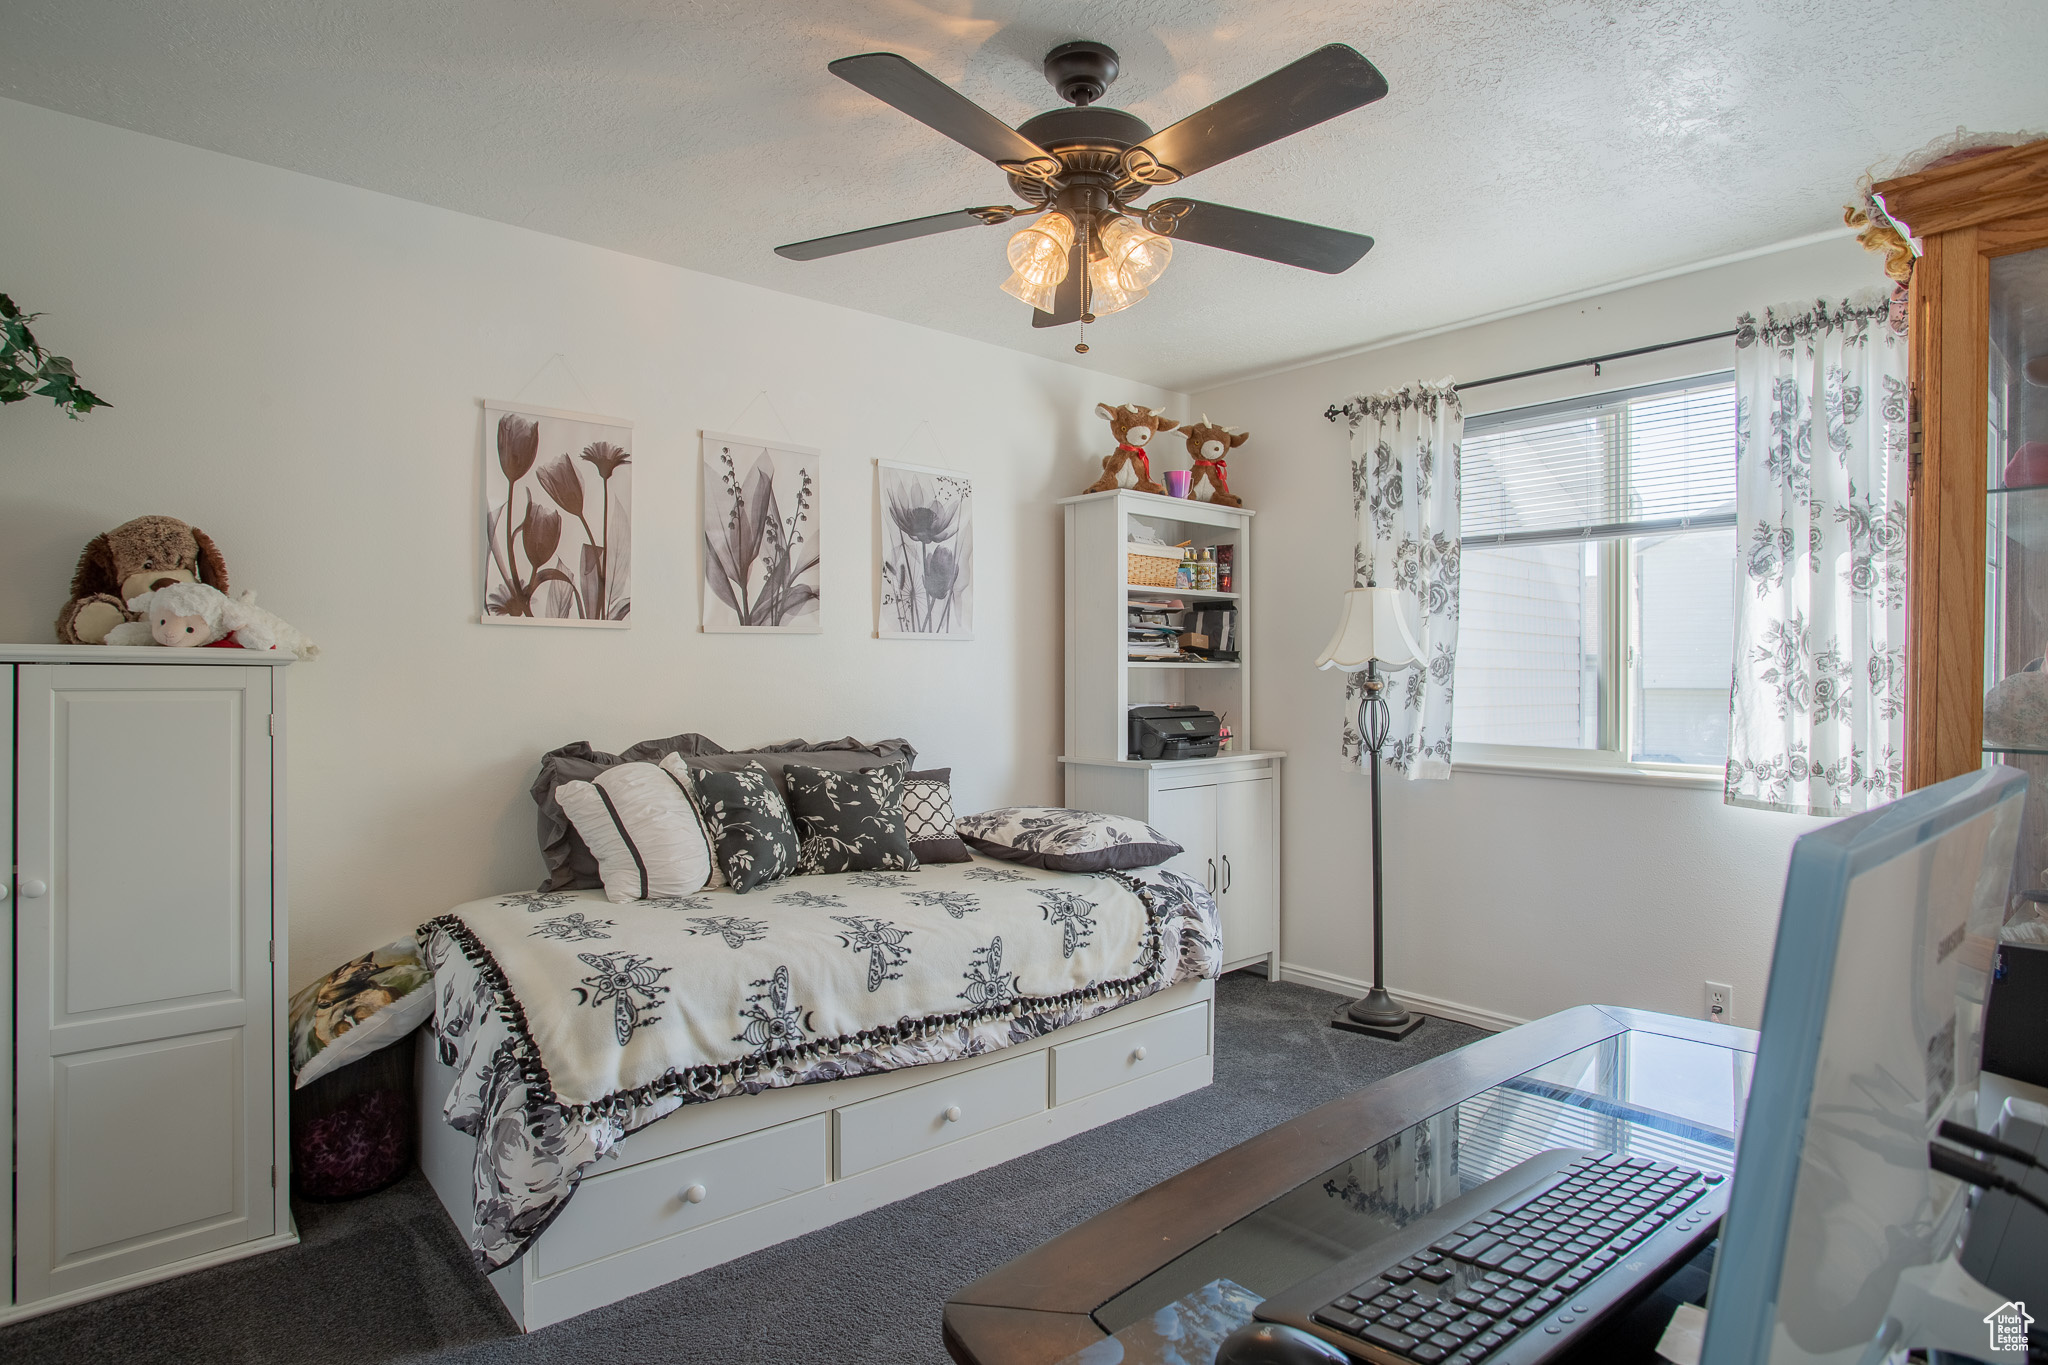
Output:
left=415, top=840, right=1222, bottom=1330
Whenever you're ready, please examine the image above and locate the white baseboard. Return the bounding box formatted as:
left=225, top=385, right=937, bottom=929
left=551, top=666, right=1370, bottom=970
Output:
left=1275, top=961, right=1526, bottom=1034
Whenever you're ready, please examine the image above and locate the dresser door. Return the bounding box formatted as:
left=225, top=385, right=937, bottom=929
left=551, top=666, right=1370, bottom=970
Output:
left=1148, top=781, right=1219, bottom=898
left=1216, top=775, right=1278, bottom=967
left=1, top=666, right=14, bottom=1316
left=13, top=664, right=274, bottom=1304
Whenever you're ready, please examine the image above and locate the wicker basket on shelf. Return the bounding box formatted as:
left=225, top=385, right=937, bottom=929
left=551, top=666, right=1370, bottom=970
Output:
left=1127, top=543, right=1183, bottom=589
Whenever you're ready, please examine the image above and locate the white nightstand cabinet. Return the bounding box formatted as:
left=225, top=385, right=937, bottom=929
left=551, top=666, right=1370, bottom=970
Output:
left=0, top=647, right=295, bottom=1325
left=1060, top=490, right=1282, bottom=977
left=1061, top=754, right=1280, bottom=976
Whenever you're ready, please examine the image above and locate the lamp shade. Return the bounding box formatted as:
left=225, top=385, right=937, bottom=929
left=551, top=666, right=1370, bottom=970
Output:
left=1316, top=586, right=1423, bottom=672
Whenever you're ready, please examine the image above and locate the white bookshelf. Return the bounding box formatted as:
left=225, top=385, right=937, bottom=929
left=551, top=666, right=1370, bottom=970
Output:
left=1058, top=489, right=1281, bottom=977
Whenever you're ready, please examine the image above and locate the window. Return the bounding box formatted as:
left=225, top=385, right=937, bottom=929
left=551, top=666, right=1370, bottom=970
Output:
left=1457, top=374, right=1736, bottom=770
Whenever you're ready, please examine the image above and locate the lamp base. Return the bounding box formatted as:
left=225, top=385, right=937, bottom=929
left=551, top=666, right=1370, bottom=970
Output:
left=1331, top=988, right=1424, bottom=1040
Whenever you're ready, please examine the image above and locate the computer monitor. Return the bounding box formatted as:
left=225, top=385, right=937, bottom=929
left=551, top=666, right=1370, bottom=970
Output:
left=1699, top=764, right=2025, bottom=1365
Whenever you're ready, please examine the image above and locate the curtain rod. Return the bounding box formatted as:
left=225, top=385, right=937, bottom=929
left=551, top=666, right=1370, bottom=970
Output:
left=1453, top=329, right=1739, bottom=393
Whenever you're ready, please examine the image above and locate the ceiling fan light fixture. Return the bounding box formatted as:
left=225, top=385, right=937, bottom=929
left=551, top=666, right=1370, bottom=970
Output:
left=1002, top=211, right=1076, bottom=305
left=1000, top=270, right=1061, bottom=312
left=1094, top=214, right=1173, bottom=292
left=1084, top=254, right=1148, bottom=316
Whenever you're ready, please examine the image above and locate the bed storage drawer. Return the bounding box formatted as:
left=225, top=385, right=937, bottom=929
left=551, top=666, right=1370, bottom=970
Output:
left=1051, top=999, right=1211, bottom=1106
left=535, top=1113, right=828, bottom=1276
left=834, top=1049, right=1047, bottom=1178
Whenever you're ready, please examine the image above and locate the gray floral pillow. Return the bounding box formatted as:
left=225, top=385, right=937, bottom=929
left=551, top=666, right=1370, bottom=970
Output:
left=954, top=806, right=1183, bottom=873
left=684, top=762, right=799, bottom=893
left=784, top=762, right=918, bottom=875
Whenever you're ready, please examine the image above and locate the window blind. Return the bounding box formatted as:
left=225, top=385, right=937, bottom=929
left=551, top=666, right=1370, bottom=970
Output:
left=1461, top=373, right=1736, bottom=547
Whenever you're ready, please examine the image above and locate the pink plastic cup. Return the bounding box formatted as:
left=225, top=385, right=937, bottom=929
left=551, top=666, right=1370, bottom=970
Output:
left=1165, top=470, right=1192, bottom=498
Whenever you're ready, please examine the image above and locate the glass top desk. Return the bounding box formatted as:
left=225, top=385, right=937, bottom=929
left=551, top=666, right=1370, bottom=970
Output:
left=943, top=1005, right=1756, bottom=1365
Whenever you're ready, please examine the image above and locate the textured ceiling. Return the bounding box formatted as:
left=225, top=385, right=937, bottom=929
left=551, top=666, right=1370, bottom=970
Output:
left=4, top=1, right=2046, bottom=390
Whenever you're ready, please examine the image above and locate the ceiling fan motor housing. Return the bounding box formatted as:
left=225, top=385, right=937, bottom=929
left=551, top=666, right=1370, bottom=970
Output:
left=1009, top=105, right=1157, bottom=207
left=1043, top=40, right=1119, bottom=106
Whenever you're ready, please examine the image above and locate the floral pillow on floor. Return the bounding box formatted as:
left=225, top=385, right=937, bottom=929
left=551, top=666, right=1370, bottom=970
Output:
left=289, top=938, right=434, bottom=1088
left=955, top=806, right=1183, bottom=873
left=784, top=762, right=918, bottom=875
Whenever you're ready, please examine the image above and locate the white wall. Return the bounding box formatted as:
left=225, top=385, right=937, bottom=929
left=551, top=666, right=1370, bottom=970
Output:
left=1193, top=235, right=1886, bottom=1029
left=0, top=98, right=1180, bottom=988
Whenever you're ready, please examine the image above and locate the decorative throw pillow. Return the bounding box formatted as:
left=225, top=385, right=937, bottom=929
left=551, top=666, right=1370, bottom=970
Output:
left=681, top=760, right=800, bottom=893
left=902, top=767, right=972, bottom=864
left=686, top=737, right=920, bottom=794
left=955, top=806, right=1184, bottom=873
left=555, top=762, right=714, bottom=903
left=532, top=734, right=916, bottom=892
left=784, top=762, right=918, bottom=875
left=532, top=733, right=724, bottom=891
left=288, top=938, right=435, bottom=1089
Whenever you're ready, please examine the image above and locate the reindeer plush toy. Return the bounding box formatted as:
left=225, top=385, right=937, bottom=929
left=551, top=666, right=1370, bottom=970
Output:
left=1181, top=416, right=1250, bottom=507
left=1084, top=403, right=1177, bottom=495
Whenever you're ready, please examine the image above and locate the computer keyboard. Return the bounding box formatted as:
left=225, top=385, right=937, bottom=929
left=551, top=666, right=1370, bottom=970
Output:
left=1256, top=1148, right=1728, bottom=1364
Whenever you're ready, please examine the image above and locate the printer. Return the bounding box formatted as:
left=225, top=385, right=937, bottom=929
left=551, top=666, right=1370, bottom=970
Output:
left=1128, top=705, right=1222, bottom=760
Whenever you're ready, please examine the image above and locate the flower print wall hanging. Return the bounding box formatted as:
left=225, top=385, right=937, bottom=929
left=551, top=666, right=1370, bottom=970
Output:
left=483, top=401, right=633, bottom=627
left=878, top=459, right=973, bottom=639
left=701, top=432, right=822, bottom=633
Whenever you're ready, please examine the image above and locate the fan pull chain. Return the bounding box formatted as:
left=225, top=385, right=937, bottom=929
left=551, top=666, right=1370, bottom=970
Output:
left=1075, top=219, right=1092, bottom=354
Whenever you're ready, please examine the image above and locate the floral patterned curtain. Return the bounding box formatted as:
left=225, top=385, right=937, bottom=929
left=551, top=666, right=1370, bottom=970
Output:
left=1328, top=382, right=1463, bottom=779
left=1725, top=292, right=1909, bottom=815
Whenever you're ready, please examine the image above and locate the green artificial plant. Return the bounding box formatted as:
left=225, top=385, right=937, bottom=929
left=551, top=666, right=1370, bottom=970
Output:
left=2, top=294, right=109, bottom=418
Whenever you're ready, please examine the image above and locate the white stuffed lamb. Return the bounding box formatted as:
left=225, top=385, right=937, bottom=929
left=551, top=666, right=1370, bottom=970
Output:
left=107, top=581, right=319, bottom=660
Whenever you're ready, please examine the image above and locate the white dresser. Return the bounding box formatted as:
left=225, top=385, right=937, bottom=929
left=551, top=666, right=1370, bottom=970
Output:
left=0, top=646, right=294, bottom=1324
left=1060, top=752, right=1279, bottom=977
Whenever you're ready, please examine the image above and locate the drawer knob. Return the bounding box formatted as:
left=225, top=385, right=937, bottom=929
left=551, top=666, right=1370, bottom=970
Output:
left=19, top=878, right=47, bottom=899
left=682, top=1184, right=707, bottom=1205
left=1131, top=1046, right=1148, bottom=1063
left=943, top=1105, right=963, bottom=1123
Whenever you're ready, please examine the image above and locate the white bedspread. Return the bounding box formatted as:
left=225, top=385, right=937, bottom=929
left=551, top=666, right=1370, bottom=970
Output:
left=419, top=858, right=1220, bottom=1270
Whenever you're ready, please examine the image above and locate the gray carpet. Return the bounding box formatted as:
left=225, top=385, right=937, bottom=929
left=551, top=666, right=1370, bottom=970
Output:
left=0, top=973, right=1484, bottom=1364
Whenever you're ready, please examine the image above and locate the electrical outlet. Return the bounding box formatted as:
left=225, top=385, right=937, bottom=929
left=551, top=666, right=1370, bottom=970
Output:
left=1705, top=981, right=1734, bottom=1025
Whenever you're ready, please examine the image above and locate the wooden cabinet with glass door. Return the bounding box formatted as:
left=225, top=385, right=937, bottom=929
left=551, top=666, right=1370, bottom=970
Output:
left=1880, top=139, right=2048, bottom=889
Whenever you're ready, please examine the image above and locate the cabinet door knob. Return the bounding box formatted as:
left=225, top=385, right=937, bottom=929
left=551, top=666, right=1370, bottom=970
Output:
left=19, top=878, right=47, bottom=899
left=1131, top=1046, right=1148, bottom=1063
left=682, top=1184, right=707, bottom=1204
left=0, top=881, right=9, bottom=900
left=943, top=1105, right=963, bottom=1123
left=1222, top=855, right=1233, bottom=893
left=1206, top=857, right=1217, bottom=893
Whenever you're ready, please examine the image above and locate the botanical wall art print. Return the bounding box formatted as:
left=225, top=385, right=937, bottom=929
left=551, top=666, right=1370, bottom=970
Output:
left=701, top=431, right=823, bottom=634
left=482, top=400, right=632, bottom=627
left=878, top=459, right=973, bottom=640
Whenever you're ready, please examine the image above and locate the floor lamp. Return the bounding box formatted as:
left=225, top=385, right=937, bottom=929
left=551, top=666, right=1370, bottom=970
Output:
left=1317, top=586, right=1426, bottom=1040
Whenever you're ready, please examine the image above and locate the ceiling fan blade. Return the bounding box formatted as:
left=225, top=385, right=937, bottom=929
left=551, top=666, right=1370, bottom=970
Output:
left=1032, top=243, right=1087, bottom=328
left=829, top=52, right=1054, bottom=169
left=1154, top=199, right=1374, bottom=274
left=1129, top=45, right=1388, bottom=183
left=775, top=207, right=1021, bottom=261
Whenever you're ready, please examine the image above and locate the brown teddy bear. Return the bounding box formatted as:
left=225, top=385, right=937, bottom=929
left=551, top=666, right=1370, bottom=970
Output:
left=1180, top=416, right=1249, bottom=507
left=56, top=515, right=230, bottom=644
left=1084, top=403, right=1177, bottom=495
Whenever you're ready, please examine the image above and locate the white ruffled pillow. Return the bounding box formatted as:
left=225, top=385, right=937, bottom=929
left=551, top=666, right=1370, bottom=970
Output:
left=556, top=761, right=714, bottom=902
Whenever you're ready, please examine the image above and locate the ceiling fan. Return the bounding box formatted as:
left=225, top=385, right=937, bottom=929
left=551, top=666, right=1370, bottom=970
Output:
left=775, top=40, right=1388, bottom=350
